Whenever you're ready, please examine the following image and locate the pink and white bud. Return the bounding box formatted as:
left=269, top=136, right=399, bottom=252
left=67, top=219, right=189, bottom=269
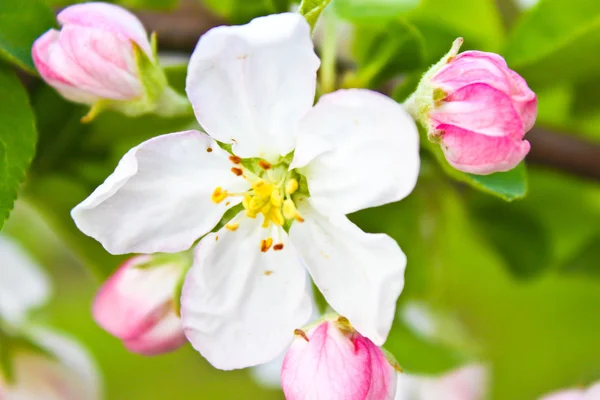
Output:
left=0, top=327, right=101, bottom=400
left=281, top=317, right=398, bottom=400
left=539, top=382, right=600, bottom=400
left=92, top=255, right=188, bottom=356
left=407, top=38, right=537, bottom=175
left=32, top=2, right=152, bottom=105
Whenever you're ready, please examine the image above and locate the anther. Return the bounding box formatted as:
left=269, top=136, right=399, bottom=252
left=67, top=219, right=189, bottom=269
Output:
left=231, top=167, right=243, bottom=176
left=294, top=329, right=309, bottom=342
left=258, top=160, right=272, bottom=170
left=211, top=187, right=228, bottom=203
left=225, top=223, right=239, bottom=231
left=229, top=155, right=241, bottom=164
left=273, top=243, right=284, bottom=251
left=260, top=237, right=273, bottom=252
left=283, top=199, right=298, bottom=220
left=206, top=147, right=213, bottom=152
left=285, top=178, right=298, bottom=195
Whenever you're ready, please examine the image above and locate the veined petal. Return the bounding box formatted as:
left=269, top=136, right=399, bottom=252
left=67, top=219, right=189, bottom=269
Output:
left=57, top=2, right=151, bottom=55
left=290, top=202, right=406, bottom=345
left=431, top=83, right=524, bottom=139
left=291, top=89, right=419, bottom=215
left=181, top=213, right=312, bottom=370
left=0, top=236, right=51, bottom=325
left=438, top=124, right=530, bottom=174
left=72, top=131, right=248, bottom=255
left=186, top=13, right=320, bottom=159
left=58, top=26, right=142, bottom=99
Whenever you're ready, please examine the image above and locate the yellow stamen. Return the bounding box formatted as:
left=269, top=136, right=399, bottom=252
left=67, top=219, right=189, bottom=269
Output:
left=285, top=178, right=298, bottom=195
left=260, top=237, right=273, bottom=252
left=211, top=187, right=228, bottom=203
left=283, top=199, right=298, bottom=220
left=225, top=223, right=239, bottom=231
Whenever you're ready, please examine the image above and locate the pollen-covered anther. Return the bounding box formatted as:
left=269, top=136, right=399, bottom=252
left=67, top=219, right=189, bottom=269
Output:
left=273, top=243, right=284, bottom=251
left=285, top=178, right=298, bottom=195
left=283, top=199, right=303, bottom=223
left=260, top=237, right=273, bottom=252
left=229, top=155, right=241, bottom=164
left=211, top=187, right=228, bottom=203
left=225, top=222, right=239, bottom=231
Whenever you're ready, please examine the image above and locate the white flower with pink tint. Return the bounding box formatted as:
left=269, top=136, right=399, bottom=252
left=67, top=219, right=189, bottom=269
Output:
left=395, top=364, right=488, bottom=400
left=93, top=254, right=190, bottom=356
left=32, top=2, right=188, bottom=121
left=72, top=12, right=420, bottom=370
left=406, top=38, right=537, bottom=175
left=539, top=382, right=600, bottom=400
left=0, top=327, right=101, bottom=400
left=281, top=317, right=399, bottom=400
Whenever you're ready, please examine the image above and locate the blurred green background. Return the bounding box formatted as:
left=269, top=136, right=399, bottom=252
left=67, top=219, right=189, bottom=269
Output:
left=2, top=0, right=600, bottom=399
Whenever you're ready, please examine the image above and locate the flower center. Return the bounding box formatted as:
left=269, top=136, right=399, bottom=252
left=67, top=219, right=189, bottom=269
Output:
left=211, top=155, right=306, bottom=231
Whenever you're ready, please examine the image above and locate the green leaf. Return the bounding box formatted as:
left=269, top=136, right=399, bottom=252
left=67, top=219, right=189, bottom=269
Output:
left=299, top=0, right=332, bottom=30
left=0, top=0, right=56, bottom=73
left=424, top=137, right=528, bottom=201
left=349, top=19, right=426, bottom=88
left=503, top=0, right=600, bottom=89
left=409, top=0, right=504, bottom=53
left=333, top=0, right=419, bottom=22
left=0, top=66, right=37, bottom=230
left=471, top=201, right=551, bottom=279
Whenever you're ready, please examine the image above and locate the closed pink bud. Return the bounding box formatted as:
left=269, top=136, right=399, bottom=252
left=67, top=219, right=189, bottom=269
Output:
left=32, top=2, right=152, bottom=104
left=281, top=318, right=397, bottom=400
left=409, top=39, right=537, bottom=175
left=92, top=255, right=188, bottom=356
left=540, top=382, right=600, bottom=400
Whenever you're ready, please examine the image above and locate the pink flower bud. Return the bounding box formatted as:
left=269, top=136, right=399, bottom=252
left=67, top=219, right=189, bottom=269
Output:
left=92, top=255, right=188, bottom=356
left=32, top=2, right=152, bottom=104
left=409, top=39, right=537, bottom=175
left=281, top=318, right=397, bottom=400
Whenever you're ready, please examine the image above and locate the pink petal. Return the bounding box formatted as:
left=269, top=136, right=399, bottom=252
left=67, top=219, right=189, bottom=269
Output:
left=431, top=83, right=524, bottom=139
left=92, top=256, right=182, bottom=344
left=281, top=320, right=396, bottom=400
left=438, top=123, right=530, bottom=175
left=57, top=2, right=151, bottom=55
left=123, top=311, right=188, bottom=356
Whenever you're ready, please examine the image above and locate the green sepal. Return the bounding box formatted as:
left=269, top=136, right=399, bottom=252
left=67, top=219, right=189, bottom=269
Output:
left=299, top=0, right=333, bottom=31
left=381, top=347, right=404, bottom=372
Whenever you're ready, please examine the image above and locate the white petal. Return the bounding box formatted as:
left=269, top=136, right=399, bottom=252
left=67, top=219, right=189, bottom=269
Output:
left=72, top=131, right=249, bottom=254
left=0, top=236, right=51, bottom=325
left=289, top=202, right=406, bottom=345
left=181, top=213, right=312, bottom=370
left=186, top=13, right=320, bottom=159
left=291, top=89, right=420, bottom=215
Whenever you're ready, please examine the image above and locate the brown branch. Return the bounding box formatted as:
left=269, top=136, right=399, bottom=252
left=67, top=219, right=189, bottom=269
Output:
left=134, top=0, right=224, bottom=52
left=526, top=128, right=600, bottom=181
